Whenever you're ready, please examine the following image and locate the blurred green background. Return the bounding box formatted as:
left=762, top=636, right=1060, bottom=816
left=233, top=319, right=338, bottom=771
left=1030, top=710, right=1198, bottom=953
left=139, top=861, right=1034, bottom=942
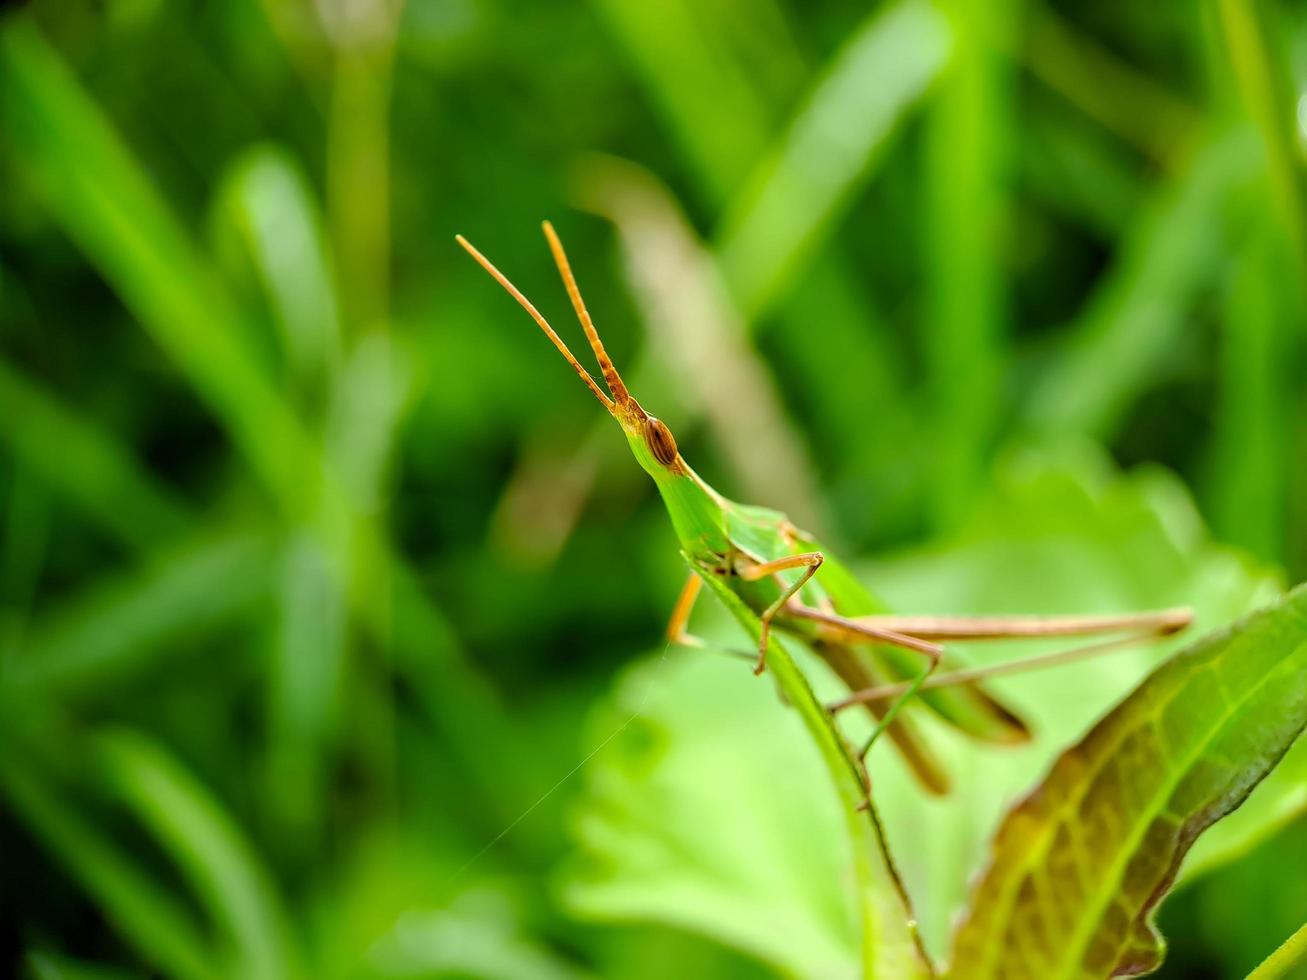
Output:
left=1, top=0, right=1306, bottom=977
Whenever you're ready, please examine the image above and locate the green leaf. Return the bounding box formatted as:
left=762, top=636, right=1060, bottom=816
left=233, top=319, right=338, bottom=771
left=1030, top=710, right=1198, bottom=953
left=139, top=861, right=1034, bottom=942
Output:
left=362, top=891, right=596, bottom=980
left=1178, top=734, right=1307, bottom=883
left=863, top=448, right=1284, bottom=957
left=564, top=651, right=860, bottom=978
left=565, top=576, right=931, bottom=980
left=946, top=584, right=1307, bottom=979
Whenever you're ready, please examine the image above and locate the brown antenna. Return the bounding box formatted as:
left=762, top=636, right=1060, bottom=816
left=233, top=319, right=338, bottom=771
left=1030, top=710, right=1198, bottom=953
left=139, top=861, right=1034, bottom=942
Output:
left=456, top=234, right=614, bottom=411
left=542, top=221, right=630, bottom=405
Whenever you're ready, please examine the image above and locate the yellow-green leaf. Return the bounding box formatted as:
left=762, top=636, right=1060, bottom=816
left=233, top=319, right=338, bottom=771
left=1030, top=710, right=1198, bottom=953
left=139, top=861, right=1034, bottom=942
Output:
left=947, top=584, right=1307, bottom=979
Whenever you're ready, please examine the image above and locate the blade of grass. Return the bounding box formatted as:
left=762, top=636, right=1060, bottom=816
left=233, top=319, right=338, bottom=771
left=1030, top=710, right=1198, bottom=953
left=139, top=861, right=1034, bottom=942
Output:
left=1021, top=7, right=1199, bottom=165
left=214, top=145, right=356, bottom=844
left=263, top=532, right=346, bottom=859
left=1, top=531, right=272, bottom=700
left=320, top=333, right=413, bottom=808
left=0, top=19, right=316, bottom=513
left=1, top=472, right=49, bottom=657
left=712, top=0, right=946, bottom=539
left=0, top=17, right=523, bottom=820
left=1210, top=0, right=1307, bottom=582
left=216, top=145, right=342, bottom=394
left=0, top=356, right=191, bottom=549
left=325, top=11, right=395, bottom=332
left=97, top=729, right=298, bottom=980
left=1215, top=0, right=1307, bottom=283
left=1206, top=223, right=1288, bottom=563
left=921, top=0, right=1013, bottom=528
left=707, top=0, right=945, bottom=538
left=716, top=0, right=950, bottom=319
left=0, top=762, right=214, bottom=980
left=589, top=0, right=775, bottom=202
left=1246, top=920, right=1307, bottom=980
left=24, top=950, right=140, bottom=980
left=1020, top=109, right=1147, bottom=239
left=1023, top=128, right=1258, bottom=439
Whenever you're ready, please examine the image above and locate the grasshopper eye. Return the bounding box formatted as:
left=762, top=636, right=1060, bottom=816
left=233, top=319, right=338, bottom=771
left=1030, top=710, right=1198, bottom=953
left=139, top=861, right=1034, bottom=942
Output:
left=644, top=416, right=679, bottom=467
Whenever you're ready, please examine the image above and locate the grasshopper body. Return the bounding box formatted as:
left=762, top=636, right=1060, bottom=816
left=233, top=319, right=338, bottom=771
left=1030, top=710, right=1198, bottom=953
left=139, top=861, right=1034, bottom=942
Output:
left=458, top=223, right=1189, bottom=793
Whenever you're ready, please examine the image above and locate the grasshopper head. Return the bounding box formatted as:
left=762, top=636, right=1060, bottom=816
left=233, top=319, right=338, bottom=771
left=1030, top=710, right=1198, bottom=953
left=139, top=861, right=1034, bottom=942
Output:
left=457, top=222, right=688, bottom=485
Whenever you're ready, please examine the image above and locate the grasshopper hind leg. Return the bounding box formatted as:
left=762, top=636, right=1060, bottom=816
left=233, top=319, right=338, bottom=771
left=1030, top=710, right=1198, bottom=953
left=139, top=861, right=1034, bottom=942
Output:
left=828, top=607, right=1194, bottom=714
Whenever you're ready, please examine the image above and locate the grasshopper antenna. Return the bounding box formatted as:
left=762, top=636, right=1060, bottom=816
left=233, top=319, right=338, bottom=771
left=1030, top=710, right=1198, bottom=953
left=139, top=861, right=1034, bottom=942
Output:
left=542, top=220, right=631, bottom=405
left=457, top=233, right=615, bottom=411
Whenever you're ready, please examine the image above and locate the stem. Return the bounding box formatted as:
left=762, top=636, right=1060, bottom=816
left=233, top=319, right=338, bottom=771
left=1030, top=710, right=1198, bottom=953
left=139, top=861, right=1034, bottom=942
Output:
left=1246, top=920, right=1307, bottom=980
left=696, top=571, right=933, bottom=979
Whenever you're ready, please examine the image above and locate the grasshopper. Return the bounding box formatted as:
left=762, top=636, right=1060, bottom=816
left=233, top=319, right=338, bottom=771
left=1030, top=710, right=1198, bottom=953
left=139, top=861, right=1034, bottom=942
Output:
left=457, top=222, right=1192, bottom=794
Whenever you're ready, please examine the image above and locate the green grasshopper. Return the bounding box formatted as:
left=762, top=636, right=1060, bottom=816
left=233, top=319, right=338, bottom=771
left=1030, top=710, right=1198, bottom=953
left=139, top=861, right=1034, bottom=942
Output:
left=457, top=222, right=1192, bottom=794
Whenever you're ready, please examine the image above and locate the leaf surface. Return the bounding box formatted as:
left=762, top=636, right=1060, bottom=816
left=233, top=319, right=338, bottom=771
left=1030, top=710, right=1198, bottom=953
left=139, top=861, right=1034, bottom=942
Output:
left=946, top=584, right=1307, bottom=979
left=564, top=577, right=931, bottom=980
left=865, top=451, right=1284, bottom=955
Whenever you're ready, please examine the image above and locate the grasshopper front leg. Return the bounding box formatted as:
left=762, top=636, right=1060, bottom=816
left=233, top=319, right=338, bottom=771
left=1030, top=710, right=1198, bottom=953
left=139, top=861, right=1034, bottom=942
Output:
left=736, top=552, right=825, bottom=675
left=665, top=573, right=704, bottom=647
left=664, top=572, right=789, bottom=664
